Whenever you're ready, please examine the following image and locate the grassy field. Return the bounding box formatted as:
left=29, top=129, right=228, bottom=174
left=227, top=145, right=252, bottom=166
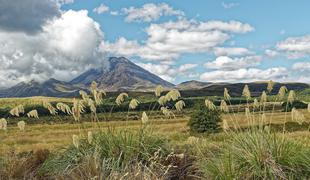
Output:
left=1, top=110, right=309, bottom=155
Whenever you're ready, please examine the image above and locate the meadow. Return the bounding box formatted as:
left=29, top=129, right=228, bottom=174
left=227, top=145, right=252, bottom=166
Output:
left=0, top=81, right=310, bottom=179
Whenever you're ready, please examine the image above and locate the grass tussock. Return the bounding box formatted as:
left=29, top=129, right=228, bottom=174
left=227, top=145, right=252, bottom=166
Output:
left=39, top=129, right=173, bottom=179
left=198, top=130, right=310, bottom=179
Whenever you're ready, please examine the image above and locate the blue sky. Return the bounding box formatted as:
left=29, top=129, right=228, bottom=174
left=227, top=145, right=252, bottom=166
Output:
left=0, top=0, right=310, bottom=87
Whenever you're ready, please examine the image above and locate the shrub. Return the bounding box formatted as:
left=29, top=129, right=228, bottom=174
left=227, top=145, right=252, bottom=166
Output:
left=199, top=130, right=310, bottom=179
left=282, top=101, right=307, bottom=112
left=188, top=105, right=222, bottom=133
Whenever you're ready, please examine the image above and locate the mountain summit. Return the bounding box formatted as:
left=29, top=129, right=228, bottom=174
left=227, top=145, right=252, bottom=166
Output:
left=71, top=57, right=174, bottom=91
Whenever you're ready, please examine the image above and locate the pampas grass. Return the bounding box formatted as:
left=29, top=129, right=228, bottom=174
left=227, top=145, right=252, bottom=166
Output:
left=72, top=98, right=85, bottom=122
left=17, top=121, right=26, bottom=131
left=160, top=107, right=174, bottom=118
left=56, top=102, right=72, bottom=115
left=165, top=89, right=181, bottom=101
left=253, top=98, right=260, bottom=109
left=260, top=91, right=267, bottom=108
left=158, top=96, right=167, bottom=106
left=72, top=135, right=80, bottom=148
left=242, top=84, right=251, bottom=100
left=288, top=90, right=295, bottom=105
left=291, top=108, right=305, bottom=125
left=129, top=99, right=140, bottom=110
left=175, top=100, right=185, bottom=111
left=27, top=110, right=39, bottom=119
left=278, top=86, right=288, bottom=101
left=205, top=99, right=216, bottom=110
left=42, top=100, right=57, bottom=115
left=220, top=100, right=229, bottom=113
left=115, top=93, right=128, bottom=106
left=267, top=80, right=274, bottom=93
left=10, top=105, right=24, bottom=117
left=155, top=85, right=163, bottom=97
left=79, top=90, right=89, bottom=102
left=87, top=131, right=93, bottom=144
left=141, top=111, right=149, bottom=124
left=223, top=88, right=231, bottom=101
left=0, top=118, right=7, bottom=131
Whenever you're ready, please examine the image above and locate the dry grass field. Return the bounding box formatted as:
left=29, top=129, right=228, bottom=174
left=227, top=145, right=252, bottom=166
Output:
left=1, top=110, right=309, bottom=155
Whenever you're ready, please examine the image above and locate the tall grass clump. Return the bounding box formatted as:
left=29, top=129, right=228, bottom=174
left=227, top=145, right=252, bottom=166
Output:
left=40, top=129, right=169, bottom=178
left=198, top=130, right=310, bottom=179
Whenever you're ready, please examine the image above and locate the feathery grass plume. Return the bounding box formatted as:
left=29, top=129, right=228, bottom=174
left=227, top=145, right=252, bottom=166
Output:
left=9, top=104, right=24, bottom=117
left=87, top=98, right=96, bottom=113
left=291, top=108, right=305, bottom=125
left=141, top=111, right=149, bottom=124
left=17, top=121, right=26, bottom=131
left=242, top=84, right=251, bottom=100
left=245, top=107, right=251, bottom=118
left=155, top=85, right=163, bottom=97
left=223, top=88, right=231, bottom=101
left=165, top=89, right=181, bottom=101
left=260, top=91, right=267, bottom=105
left=72, top=135, right=79, bottom=148
left=222, top=119, right=229, bottom=132
left=94, top=90, right=106, bottom=105
left=0, top=118, right=7, bottom=131
left=287, top=90, right=295, bottom=105
left=253, top=98, right=260, bottom=109
left=161, top=107, right=174, bottom=118
left=27, top=110, right=39, bottom=119
left=261, top=113, right=267, bottom=123
left=205, top=99, right=216, bottom=110
left=267, top=80, right=274, bottom=93
left=129, top=99, right=140, bottom=110
left=220, top=100, right=229, bottom=113
left=56, top=102, right=72, bottom=115
left=87, top=131, right=93, bottom=144
left=158, top=96, right=167, bottom=106
left=79, top=90, right=89, bottom=102
left=90, top=81, right=98, bottom=93
left=175, top=100, right=185, bottom=111
left=277, top=86, right=288, bottom=100
left=72, top=98, right=85, bottom=122
left=42, top=100, right=57, bottom=115
left=115, top=92, right=128, bottom=106
left=308, top=103, right=310, bottom=113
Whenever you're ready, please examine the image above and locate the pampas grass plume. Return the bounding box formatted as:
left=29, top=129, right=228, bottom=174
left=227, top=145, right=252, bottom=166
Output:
left=175, top=100, right=185, bottom=111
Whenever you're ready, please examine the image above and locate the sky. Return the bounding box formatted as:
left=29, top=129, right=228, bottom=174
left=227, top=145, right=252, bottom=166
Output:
left=1, top=0, right=310, bottom=88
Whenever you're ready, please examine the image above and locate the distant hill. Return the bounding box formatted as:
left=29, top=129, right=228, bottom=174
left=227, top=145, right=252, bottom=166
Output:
left=71, top=57, right=174, bottom=91
left=180, top=82, right=310, bottom=97
left=0, top=78, right=82, bottom=98
left=176, top=80, right=212, bottom=90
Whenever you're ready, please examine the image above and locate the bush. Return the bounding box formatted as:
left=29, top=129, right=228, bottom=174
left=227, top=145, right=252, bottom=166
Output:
left=199, top=130, right=310, bottom=179
left=282, top=101, right=307, bottom=112
left=188, top=105, right=222, bottom=133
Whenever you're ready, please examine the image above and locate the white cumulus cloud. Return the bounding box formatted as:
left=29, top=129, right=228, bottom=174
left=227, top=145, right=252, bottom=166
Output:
left=276, top=35, right=310, bottom=59
left=204, top=56, right=262, bottom=70
left=93, top=4, right=109, bottom=14
left=101, top=19, right=254, bottom=62
left=200, top=67, right=288, bottom=82
left=0, top=10, right=105, bottom=87
left=122, top=3, right=184, bottom=22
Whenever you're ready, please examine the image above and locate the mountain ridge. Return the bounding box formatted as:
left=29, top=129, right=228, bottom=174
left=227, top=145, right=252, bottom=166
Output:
left=0, top=57, right=309, bottom=98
